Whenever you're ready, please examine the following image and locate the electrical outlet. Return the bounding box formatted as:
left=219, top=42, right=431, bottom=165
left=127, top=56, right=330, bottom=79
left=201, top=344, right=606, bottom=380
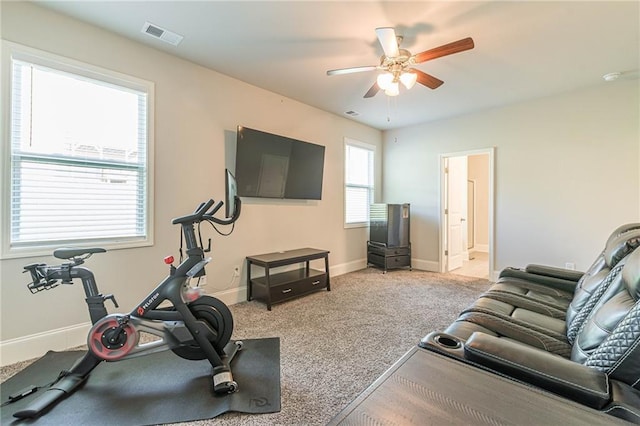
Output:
left=565, top=262, right=575, bottom=270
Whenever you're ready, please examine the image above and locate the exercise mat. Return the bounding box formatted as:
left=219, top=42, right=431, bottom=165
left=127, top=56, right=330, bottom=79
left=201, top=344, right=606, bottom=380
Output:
left=1, top=337, right=280, bottom=425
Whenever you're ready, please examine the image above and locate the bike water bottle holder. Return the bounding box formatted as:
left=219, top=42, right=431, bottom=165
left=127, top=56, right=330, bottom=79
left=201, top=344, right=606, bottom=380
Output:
left=23, top=264, right=59, bottom=293
left=27, top=279, right=60, bottom=293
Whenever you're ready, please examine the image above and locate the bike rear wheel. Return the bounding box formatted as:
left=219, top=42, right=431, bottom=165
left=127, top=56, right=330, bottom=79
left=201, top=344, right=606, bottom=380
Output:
left=171, top=296, right=234, bottom=360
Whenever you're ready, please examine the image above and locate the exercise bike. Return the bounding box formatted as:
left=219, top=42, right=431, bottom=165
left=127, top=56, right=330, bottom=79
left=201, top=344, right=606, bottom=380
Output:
left=13, top=195, right=242, bottom=419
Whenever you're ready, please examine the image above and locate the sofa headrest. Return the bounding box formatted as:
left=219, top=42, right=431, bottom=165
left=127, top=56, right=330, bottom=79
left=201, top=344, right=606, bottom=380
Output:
left=606, top=223, right=640, bottom=246
left=604, top=228, right=640, bottom=267
left=622, top=247, right=640, bottom=301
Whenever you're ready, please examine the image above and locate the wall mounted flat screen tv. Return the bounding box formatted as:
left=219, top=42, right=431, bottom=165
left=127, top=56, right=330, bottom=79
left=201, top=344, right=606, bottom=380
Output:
left=235, top=126, right=325, bottom=200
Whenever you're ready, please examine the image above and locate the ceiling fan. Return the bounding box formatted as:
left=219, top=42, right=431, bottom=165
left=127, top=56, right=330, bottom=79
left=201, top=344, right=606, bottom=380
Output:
left=327, top=28, right=474, bottom=98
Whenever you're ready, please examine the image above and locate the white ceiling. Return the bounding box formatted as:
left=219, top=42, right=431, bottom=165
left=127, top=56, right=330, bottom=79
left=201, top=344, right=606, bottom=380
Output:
left=33, top=1, right=639, bottom=130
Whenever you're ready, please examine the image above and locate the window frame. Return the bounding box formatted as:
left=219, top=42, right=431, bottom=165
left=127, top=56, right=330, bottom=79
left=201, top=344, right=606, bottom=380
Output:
left=344, top=137, right=376, bottom=228
left=1, top=41, right=155, bottom=259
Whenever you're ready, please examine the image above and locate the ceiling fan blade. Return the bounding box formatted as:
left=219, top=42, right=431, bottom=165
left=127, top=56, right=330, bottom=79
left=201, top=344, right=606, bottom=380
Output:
left=327, top=66, right=377, bottom=76
left=375, top=27, right=400, bottom=58
left=364, top=82, right=380, bottom=98
left=412, top=69, right=444, bottom=89
left=414, top=37, right=474, bottom=63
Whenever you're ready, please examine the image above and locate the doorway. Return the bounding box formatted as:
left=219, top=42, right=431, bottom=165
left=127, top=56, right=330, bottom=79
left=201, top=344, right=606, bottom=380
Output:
left=439, top=148, right=494, bottom=280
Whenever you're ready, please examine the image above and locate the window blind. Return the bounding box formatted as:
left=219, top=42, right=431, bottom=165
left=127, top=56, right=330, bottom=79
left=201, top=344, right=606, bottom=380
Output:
left=9, top=59, right=149, bottom=249
left=345, top=142, right=374, bottom=225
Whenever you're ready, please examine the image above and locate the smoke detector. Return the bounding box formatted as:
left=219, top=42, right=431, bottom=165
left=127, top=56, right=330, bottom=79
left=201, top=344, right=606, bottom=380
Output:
left=141, top=22, right=183, bottom=46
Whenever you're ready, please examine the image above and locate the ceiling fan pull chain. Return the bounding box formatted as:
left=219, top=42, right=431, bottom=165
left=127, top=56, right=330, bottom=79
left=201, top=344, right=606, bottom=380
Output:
left=387, top=95, right=398, bottom=123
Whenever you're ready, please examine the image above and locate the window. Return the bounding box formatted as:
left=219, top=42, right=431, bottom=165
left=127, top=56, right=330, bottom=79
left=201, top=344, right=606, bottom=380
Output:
left=344, top=138, right=375, bottom=227
left=2, top=43, right=154, bottom=258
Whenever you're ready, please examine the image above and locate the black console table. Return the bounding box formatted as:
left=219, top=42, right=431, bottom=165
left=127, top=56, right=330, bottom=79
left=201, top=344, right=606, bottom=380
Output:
left=246, top=248, right=330, bottom=310
left=329, top=347, right=623, bottom=425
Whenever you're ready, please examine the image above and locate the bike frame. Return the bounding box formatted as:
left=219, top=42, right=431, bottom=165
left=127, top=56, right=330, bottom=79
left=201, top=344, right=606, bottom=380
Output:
left=63, top=208, right=231, bottom=365
left=14, top=197, right=242, bottom=419
left=29, top=222, right=221, bottom=360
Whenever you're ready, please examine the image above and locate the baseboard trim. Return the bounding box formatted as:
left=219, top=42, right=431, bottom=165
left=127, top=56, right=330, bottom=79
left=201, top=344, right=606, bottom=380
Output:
left=411, top=259, right=440, bottom=272
left=1, top=259, right=368, bottom=366
left=209, top=285, right=247, bottom=306
left=208, top=259, right=365, bottom=306
left=1, top=322, right=92, bottom=366
left=330, top=259, right=367, bottom=276
left=473, top=244, right=489, bottom=253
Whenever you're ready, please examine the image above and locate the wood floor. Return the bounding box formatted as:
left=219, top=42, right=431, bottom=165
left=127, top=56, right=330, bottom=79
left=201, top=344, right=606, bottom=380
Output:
left=451, top=251, right=489, bottom=279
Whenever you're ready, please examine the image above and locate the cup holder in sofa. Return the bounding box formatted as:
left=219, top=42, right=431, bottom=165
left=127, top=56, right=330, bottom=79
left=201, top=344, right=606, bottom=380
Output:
left=419, top=331, right=465, bottom=358
left=434, top=334, right=462, bottom=349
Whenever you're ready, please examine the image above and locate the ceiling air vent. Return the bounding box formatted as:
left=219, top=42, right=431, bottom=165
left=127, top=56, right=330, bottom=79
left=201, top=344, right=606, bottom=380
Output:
left=141, top=22, right=183, bottom=46
left=344, top=110, right=360, bottom=117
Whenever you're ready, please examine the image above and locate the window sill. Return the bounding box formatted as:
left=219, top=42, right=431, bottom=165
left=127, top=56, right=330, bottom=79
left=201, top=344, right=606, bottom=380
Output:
left=1, top=237, right=153, bottom=260
left=344, top=222, right=369, bottom=229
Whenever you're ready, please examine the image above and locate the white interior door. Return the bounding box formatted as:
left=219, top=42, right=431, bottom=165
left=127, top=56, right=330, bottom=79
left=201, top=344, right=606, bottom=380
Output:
left=446, top=156, right=467, bottom=271
left=439, top=148, right=494, bottom=279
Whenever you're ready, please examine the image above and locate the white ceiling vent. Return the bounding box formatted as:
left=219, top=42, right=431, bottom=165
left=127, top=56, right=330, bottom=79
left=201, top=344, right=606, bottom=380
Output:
left=344, top=110, right=360, bottom=117
left=141, top=22, right=183, bottom=46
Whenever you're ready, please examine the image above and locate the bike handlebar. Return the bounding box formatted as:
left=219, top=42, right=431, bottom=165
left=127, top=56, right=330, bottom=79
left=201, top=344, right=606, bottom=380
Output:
left=206, top=200, right=224, bottom=218
left=171, top=199, right=215, bottom=225
left=204, top=196, right=242, bottom=226
left=171, top=196, right=241, bottom=226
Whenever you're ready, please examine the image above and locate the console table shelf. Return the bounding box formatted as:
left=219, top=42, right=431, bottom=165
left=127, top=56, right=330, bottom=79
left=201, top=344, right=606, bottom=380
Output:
left=246, top=248, right=330, bottom=310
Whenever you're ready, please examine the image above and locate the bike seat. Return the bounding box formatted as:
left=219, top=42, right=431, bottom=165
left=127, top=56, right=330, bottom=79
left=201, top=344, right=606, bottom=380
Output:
left=53, top=247, right=106, bottom=260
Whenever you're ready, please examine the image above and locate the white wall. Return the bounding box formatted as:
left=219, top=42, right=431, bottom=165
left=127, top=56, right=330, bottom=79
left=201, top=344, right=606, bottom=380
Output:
left=383, top=80, right=639, bottom=275
left=0, top=2, right=381, bottom=363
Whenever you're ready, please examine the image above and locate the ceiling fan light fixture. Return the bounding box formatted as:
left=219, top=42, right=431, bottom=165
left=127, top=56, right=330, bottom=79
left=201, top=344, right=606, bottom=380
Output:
left=326, top=28, right=475, bottom=99
left=384, top=82, right=400, bottom=96
left=400, top=72, right=417, bottom=89
left=377, top=72, right=394, bottom=90
left=603, top=72, right=621, bottom=82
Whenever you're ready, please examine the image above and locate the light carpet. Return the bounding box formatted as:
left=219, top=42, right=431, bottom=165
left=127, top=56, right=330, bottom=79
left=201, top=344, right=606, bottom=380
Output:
left=1, top=267, right=490, bottom=425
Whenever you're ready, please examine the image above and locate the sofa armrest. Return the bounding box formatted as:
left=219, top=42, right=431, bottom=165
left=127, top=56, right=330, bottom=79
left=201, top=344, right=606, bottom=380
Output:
left=463, top=332, right=610, bottom=409
left=498, top=267, right=580, bottom=292
left=524, top=264, right=585, bottom=282
left=608, top=380, right=640, bottom=423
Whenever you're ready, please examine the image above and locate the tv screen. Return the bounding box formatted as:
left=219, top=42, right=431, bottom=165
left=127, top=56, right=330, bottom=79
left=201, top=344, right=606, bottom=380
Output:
left=235, top=126, right=325, bottom=200
left=225, top=168, right=237, bottom=218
